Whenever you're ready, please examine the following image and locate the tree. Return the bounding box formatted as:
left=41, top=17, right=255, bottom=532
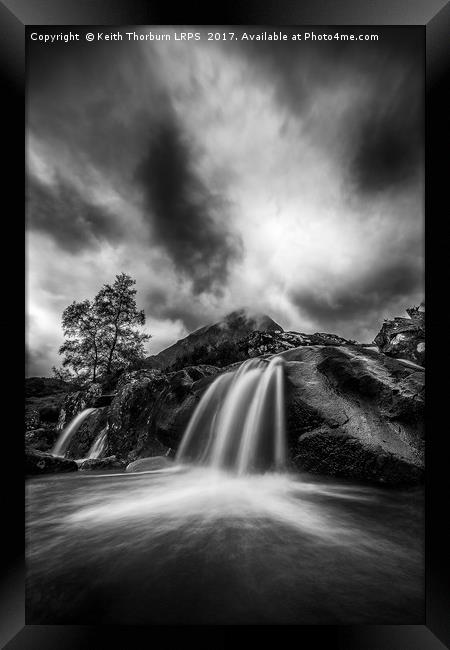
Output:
left=54, top=273, right=151, bottom=384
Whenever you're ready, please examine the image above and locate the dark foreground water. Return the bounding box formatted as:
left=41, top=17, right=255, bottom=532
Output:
left=26, top=467, right=424, bottom=624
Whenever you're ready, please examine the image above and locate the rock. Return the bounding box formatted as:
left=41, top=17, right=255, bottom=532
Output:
left=280, top=345, right=424, bottom=485
left=64, top=408, right=109, bottom=460
left=25, top=427, right=59, bottom=452
left=56, top=383, right=103, bottom=432
left=374, top=305, right=425, bottom=366
left=77, top=455, right=126, bottom=471
left=293, top=429, right=423, bottom=485
left=107, top=366, right=218, bottom=460
left=26, top=449, right=78, bottom=475
left=108, top=369, right=171, bottom=459
left=151, top=367, right=219, bottom=450
left=38, top=405, right=60, bottom=423
left=162, top=328, right=353, bottom=371
left=125, top=456, right=173, bottom=472
left=31, top=310, right=423, bottom=486
left=103, top=342, right=424, bottom=485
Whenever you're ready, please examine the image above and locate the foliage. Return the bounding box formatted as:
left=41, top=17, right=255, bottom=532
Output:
left=54, top=273, right=151, bottom=385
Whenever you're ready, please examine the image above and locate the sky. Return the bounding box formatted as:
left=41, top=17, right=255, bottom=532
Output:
left=26, top=27, right=424, bottom=376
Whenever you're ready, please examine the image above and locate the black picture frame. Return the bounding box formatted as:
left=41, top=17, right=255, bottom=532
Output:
left=3, top=0, right=449, bottom=647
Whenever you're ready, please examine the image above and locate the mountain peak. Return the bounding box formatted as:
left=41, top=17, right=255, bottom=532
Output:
left=145, top=309, right=283, bottom=370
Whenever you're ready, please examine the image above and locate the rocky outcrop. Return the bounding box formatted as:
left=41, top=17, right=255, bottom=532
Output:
left=157, top=328, right=353, bottom=372
left=46, top=343, right=424, bottom=485
left=42, top=305, right=424, bottom=485
left=243, top=330, right=351, bottom=359
left=374, top=305, right=425, bottom=366
left=56, top=383, right=103, bottom=431
left=107, top=365, right=219, bottom=462
left=26, top=448, right=78, bottom=475
left=63, top=410, right=109, bottom=460
left=103, top=344, right=423, bottom=485
left=282, top=345, right=424, bottom=485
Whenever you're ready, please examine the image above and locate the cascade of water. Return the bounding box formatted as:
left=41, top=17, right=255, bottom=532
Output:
left=88, top=427, right=108, bottom=459
left=52, top=408, right=98, bottom=457
left=175, top=373, right=235, bottom=463
left=176, top=356, right=286, bottom=474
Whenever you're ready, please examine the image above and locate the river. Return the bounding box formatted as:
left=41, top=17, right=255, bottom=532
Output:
left=26, top=466, right=424, bottom=624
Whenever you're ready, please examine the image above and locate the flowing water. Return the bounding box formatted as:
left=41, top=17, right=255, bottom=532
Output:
left=26, top=468, right=423, bottom=624
left=87, top=427, right=108, bottom=460
left=52, top=408, right=98, bottom=457
left=177, top=357, right=286, bottom=473
left=27, top=357, right=424, bottom=624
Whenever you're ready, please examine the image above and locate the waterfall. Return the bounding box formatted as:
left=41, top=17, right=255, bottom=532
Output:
left=52, top=408, right=98, bottom=457
left=87, top=427, right=108, bottom=460
left=176, top=356, right=286, bottom=474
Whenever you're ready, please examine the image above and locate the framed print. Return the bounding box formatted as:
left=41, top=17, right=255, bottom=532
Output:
left=2, top=0, right=449, bottom=647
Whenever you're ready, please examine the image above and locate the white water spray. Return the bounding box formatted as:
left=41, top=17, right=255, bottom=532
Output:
left=52, top=408, right=98, bottom=457
left=176, top=356, right=286, bottom=474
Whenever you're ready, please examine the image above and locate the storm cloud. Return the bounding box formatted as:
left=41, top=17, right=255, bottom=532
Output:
left=136, top=118, right=243, bottom=294
left=26, top=27, right=424, bottom=375
left=27, top=175, right=126, bottom=253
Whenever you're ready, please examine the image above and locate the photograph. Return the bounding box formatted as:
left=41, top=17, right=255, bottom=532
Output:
left=24, top=24, right=426, bottom=626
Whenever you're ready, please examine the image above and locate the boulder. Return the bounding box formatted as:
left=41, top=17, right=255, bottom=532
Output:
left=374, top=306, right=425, bottom=366
left=280, top=345, right=424, bottom=485
left=125, top=456, right=173, bottom=472
left=26, top=448, right=78, bottom=475
left=77, top=455, right=126, bottom=471
left=293, top=429, right=423, bottom=485
left=107, top=366, right=219, bottom=461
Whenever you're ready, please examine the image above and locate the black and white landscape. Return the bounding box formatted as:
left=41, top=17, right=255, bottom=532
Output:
left=26, top=27, right=424, bottom=625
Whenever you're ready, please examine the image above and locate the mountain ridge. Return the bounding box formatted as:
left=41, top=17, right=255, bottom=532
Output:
left=144, top=309, right=284, bottom=370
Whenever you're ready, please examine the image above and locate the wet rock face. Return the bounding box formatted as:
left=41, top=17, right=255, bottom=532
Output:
left=374, top=307, right=425, bottom=366
left=64, top=408, right=109, bottom=460
left=57, top=384, right=103, bottom=431
left=107, top=366, right=219, bottom=461
left=26, top=449, right=78, bottom=475
left=107, top=369, right=169, bottom=460
left=282, top=346, right=424, bottom=485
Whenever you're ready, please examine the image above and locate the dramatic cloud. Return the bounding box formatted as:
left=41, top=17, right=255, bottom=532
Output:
left=26, top=27, right=424, bottom=375
left=27, top=175, right=125, bottom=253
left=135, top=118, right=242, bottom=293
